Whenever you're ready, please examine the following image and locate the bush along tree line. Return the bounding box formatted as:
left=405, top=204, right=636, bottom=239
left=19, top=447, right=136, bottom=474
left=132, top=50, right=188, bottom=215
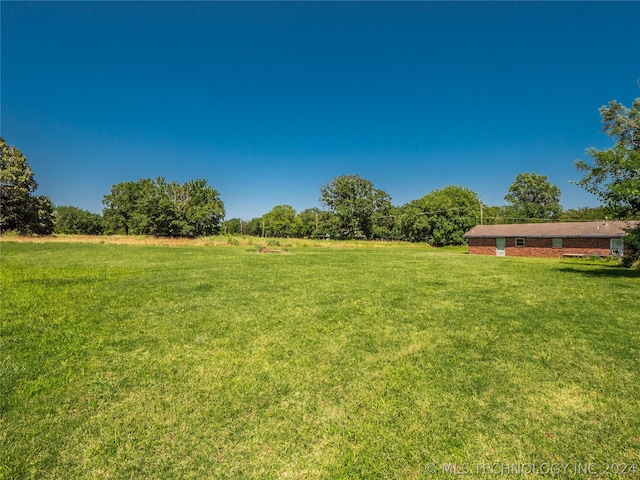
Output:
left=1, top=98, right=638, bottom=259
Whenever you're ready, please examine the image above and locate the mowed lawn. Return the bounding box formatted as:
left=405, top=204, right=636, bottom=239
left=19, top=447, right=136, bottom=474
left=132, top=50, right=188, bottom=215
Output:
left=1, top=240, right=639, bottom=479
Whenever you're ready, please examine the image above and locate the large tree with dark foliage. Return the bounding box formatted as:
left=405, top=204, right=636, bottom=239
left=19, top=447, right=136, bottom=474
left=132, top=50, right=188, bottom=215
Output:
left=319, top=175, right=392, bottom=239
left=54, top=206, right=104, bottom=235
left=504, top=172, right=562, bottom=222
left=399, top=186, right=480, bottom=245
left=102, top=177, right=224, bottom=237
left=0, top=138, right=54, bottom=235
left=575, top=99, right=640, bottom=217
left=260, top=205, right=302, bottom=238
left=575, top=98, right=640, bottom=267
left=297, top=208, right=336, bottom=239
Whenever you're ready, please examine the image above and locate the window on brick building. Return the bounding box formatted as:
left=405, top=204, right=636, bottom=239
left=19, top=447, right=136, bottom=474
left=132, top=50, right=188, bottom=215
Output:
left=552, top=238, right=562, bottom=248
left=515, top=238, right=525, bottom=247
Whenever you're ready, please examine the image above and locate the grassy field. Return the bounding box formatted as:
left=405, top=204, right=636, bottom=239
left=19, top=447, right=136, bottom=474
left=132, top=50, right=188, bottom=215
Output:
left=1, top=238, right=639, bottom=479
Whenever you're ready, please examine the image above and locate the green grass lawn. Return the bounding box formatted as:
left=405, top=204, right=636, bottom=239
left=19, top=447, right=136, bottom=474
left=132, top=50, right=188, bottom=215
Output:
left=1, top=240, right=639, bottom=479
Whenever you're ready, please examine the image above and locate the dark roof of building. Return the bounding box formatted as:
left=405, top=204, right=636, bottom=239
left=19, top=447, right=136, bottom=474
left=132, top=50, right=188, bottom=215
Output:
left=463, top=221, right=637, bottom=239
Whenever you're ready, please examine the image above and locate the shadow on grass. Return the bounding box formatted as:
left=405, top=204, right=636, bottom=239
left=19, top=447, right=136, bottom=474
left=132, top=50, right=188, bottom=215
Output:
left=554, top=265, right=640, bottom=279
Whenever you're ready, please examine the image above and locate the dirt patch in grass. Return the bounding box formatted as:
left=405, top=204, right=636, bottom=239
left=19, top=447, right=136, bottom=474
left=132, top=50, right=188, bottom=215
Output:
left=256, top=246, right=286, bottom=254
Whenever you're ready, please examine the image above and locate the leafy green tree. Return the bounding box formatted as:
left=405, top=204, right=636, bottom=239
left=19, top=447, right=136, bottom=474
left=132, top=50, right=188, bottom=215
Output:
left=574, top=99, right=640, bottom=217
left=297, top=208, right=336, bottom=238
left=261, top=205, right=302, bottom=238
left=102, top=181, right=140, bottom=235
left=221, top=218, right=244, bottom=235
left=179, top=179, right=225, bottom=237
left=132, top=178, right=175, bottom=236
left=399, top=186, right=480, bottom=245
left=0, top=138, right=36, bottom=231
left=560, top=206, right=615, bottom=221
left=55, top=206, right=104, bottom=235
left=319, top=175, right=392, bottom=239
left=0, top=138, right=54, bottom=234
left=504, top=172, right=562, bottom=222
left=621, top=226, right=640, bottom=268
left=575, top=98, right=640, bottom=267
left=480, top=205, right=511, bottom=225
left=102, top=177, right=224, bottom=237
left=25, top=196, right=55, bottom=235
left=371, top=204, right=400, bottom=240
left=243, top=217, right=263, bottom=237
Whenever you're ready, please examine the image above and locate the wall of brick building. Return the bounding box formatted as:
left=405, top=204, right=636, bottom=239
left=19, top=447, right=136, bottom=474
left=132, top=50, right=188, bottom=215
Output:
left=467, top=237, right=613, bottom=257
left=467, top=238, right=498, bottom=256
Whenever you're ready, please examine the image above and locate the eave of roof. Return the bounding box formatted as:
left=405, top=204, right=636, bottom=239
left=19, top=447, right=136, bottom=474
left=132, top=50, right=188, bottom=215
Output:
left=463, top=221, right=637, bottom=239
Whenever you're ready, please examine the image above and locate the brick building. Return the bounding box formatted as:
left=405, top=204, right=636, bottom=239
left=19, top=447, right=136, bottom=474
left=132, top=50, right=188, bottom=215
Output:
left=463, top=220, right=637, bottom=258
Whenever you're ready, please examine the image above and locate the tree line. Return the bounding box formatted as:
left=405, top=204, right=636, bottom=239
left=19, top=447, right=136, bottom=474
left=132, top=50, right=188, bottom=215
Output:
left=225, top=176, right=620, bottom=244
left=0, top=136, right=627, bottom=244
left=1, top=98, right=638, bottom=262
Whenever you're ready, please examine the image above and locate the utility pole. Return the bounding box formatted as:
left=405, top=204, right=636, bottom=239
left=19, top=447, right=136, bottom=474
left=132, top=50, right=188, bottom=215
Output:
left=480, top=204, right=483, bottom=225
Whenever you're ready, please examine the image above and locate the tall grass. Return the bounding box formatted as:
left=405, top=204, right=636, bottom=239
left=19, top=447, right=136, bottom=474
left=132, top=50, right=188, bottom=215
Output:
left=1, top=241, right=638, bottom=479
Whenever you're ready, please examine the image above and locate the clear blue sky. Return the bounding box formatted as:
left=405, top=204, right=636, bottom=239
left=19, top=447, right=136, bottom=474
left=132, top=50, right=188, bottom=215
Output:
left=2, top=1, right=639, bottom=220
